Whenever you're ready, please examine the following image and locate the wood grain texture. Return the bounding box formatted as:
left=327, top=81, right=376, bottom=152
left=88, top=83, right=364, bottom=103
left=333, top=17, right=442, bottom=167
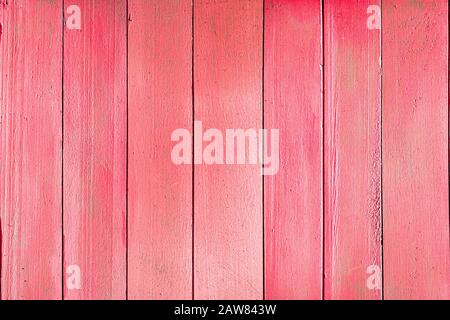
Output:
left=194, top=0, right=263, bottom=299
left=264, top=0, right=322, bottom=300
left=63, top=0, right=127, bottom=300
left=324, top=0, right=382, bottom=300
left=128, top=0, right=193, bottom=299
left=382, top=0, right=450, bottom=300
left=0, top=0, right=62, bottom=299
left=0, top=0, right=449, bottom=301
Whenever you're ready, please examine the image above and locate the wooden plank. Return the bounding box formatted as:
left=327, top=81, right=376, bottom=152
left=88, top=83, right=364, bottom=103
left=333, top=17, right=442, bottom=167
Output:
left=194, top=0, right=263, bottom=300
left=264, top=0, right=322, bottom=300
left=63, top=0, right=127, bottom=300
left=128, top=0, right=193, bottom=299
left=382, top=0, right=449, bottom=299
left=0, top=0, right=62, bottom=300
left=324, top=0, right=382, bottom=299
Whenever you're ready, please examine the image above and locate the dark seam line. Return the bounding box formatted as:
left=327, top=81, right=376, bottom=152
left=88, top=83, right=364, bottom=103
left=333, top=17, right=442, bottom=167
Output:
left=192, top=0, right=195, bottom=301
left=321, top=0, right=325, bottom=301
left=262, top=0, right=265, bottom=301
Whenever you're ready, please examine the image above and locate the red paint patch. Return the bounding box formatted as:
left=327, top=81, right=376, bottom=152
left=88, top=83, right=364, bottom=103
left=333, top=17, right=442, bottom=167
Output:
left=264, top=0, right=322, bottom=300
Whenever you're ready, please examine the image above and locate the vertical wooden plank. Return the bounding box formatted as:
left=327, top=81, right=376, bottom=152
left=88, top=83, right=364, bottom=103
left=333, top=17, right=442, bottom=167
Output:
left=0, top=0, right=62, bottom=299
left=128, top=0, right=192, bottom=299
left=324, top=0, right=382, bottom=299
left=194, top=0, right=263, bottom=299
left=383, top=0, right=449, bottom=299
left=264, top=0, right=322, bottom=300
left=63, top=0, right=127, bottom=299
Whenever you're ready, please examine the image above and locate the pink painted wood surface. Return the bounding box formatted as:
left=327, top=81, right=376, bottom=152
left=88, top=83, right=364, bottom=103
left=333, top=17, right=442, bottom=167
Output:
left=128, top=0, right=193, bottom=299
left=0, top=0, right=448, bottom=301
left=382, top=0, right=449, bottom=300
left=324, top=0, right=382, bottom=300
left=264, top=0, right=322, bottom=300
left=63, top=0, right=127, bottom=300
left=194, top=0, right=263, bottom=299
left=0, top=0, right=62, bottom=299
